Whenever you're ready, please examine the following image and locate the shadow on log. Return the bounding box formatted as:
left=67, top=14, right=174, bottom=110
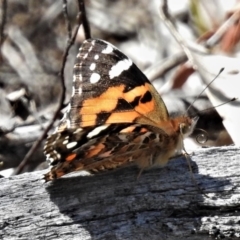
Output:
left=1, top=146, right=240, bottom=239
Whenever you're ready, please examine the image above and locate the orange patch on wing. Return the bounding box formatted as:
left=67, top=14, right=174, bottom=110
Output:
left=120, top=126, right=137, bottom=133
left=123, top=83, right=155, bottom=115
left=66, top=153, right=77, bottom=161
left=135, top=99, right=154, bottom=114
left=80, top=114, right=97, bottom=127
left=106, top=111, right=139, bottom=124
left=137, top=93, right=154, bottom=113
left=140, top=128, right=148, bottom=133
left=86, top=143, right=105, bottom=158
left=79, top=83, right=167, bottom=127
left=80, top=85, right=125, bottom=114
left=120, top=126, right=148, bottom=133
left=123, top=85, right=146, bottom=100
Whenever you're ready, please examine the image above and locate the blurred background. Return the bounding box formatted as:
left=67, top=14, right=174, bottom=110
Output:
left=1, top=0, right=240, bottom=177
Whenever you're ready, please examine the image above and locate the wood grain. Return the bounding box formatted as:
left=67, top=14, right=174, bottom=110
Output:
left=1, top=146, right=240, bottom=240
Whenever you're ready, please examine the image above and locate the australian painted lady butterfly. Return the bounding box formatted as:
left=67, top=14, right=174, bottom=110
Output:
left=43, top=39, right=197, bottom=181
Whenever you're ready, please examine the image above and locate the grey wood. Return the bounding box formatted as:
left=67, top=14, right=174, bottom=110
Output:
left=1, top=146, right=240, bottom=240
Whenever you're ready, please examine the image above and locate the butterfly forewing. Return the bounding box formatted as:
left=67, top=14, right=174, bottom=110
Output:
left=68, top=39, right=169, bottom=128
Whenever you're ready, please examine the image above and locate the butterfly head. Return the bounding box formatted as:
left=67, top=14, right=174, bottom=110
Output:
left=178, top=116, right=198, bottom=138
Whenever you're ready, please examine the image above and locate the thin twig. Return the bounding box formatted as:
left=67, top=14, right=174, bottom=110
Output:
left=62, top=0, right=72, bottom=40
left=159, top=0, right=194, bottom=64
left=0, top=0, right=7, bottom=60
left=78, top=0, right=91, bottom=39
left=0, top=125, right=16, bottom=136
left=14, top=9, right=82, bottom=175
left=144, top=51, right=187, bottom=81
left=205, top=10, right=240, bottom=48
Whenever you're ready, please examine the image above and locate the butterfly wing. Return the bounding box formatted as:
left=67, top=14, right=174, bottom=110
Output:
left=44, top=39, right=173, bottom=181
left=62, top=39, right=169, bottom=130
left=44, top=123, right=173, bottom=181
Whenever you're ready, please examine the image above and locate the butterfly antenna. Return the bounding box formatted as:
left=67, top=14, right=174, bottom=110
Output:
left=185, top=68, right=224, bottom=115
left=193, top=97, right=237, bottom=116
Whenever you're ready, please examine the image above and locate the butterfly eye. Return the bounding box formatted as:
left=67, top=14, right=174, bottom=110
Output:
left=180, top=116, right=198, bottom=137
left=180, top=123, right=189, bottom=135
left=180, top=122, right=194, bottom=137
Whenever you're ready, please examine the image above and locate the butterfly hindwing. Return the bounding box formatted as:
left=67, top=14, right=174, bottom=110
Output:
left=44, top=123, right=172, bottom=181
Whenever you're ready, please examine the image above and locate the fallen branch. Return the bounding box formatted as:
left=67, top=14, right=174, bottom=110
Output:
left=1, top=146, right=240, bottom=239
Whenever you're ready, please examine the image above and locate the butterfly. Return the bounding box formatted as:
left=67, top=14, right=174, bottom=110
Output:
left=43, top=39, right=198, bottom=181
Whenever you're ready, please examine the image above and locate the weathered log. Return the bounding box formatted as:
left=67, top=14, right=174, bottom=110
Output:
left=1, top=146, right=240, bottom=240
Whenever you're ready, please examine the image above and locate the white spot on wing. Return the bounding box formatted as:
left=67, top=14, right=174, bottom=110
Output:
left=71, top=86, right=75, bottom=96
left=83, top=53, right=88, bottom=59
left=66, top=104, right=71, bottom=113
left=67, top=119, right=71, bottom=128
left=63, top=110, right=71, bottom=128
left=74, top=128, right=82, bottom=134
left=73, top=75, right=76, bottom=82
left=78, top=86, right=82, bottom=95
left=94, top=55, right=99, bottom=60
left=90, top=73, right=101, bottom=83
left=66, top=142, right=78, bottom=149
left=88, top=46, right=93, bottom=52
left=109, top=58, right=132, bottom=79
left=43, top=143, right=48, bottom=150
left=63, top=140, right=69, bottom=145
left=102, top=45, right=113, bottom=54
left=89, top=63, right=96, bottom=71
left=87, top=125, right=109, bottom=138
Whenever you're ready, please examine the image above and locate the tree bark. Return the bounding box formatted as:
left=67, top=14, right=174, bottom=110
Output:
left=1, top=146, right=240, bottom=240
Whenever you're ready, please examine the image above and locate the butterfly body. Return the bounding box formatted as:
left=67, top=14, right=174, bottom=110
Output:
left=43, top=39, right=196, bottom=181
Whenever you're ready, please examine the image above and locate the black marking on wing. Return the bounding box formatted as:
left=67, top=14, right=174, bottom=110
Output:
left=141, top=91, right=152, bottom=103
left=96, top=112, right=111, bottom=125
